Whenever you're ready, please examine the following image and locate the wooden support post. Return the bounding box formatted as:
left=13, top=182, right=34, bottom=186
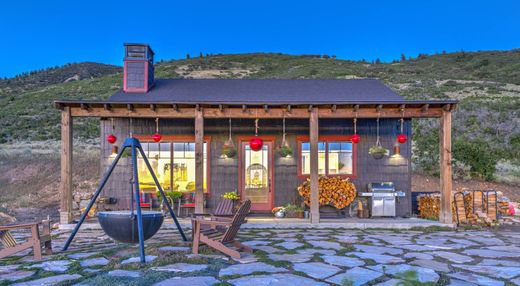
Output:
left=195, top=109, right=204, bottom=213
left=59, top=107, right=73, bottom=224
left=309, top=107, right=320, bottom=224
left=439, top=110, right=453, bottom=224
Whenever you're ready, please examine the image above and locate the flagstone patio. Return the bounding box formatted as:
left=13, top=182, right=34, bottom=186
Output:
left=1, top=225, right=519, bottom=285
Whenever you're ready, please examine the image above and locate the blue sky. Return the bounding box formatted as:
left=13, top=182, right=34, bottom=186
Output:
left=1, top=0, right=519, bottom=78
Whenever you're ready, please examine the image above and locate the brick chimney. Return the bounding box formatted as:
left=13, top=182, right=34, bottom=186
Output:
left=123, top=43, right=154, bottom=92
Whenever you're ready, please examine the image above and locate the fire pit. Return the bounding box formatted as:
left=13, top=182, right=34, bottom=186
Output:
left=98, top=211, right=164, bottom=243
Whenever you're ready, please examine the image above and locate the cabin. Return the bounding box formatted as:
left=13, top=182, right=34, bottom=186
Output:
left=55, top=43, right=457, bottom=225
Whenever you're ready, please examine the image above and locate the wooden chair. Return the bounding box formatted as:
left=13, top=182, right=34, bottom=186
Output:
left=191, top=200, right=252, bottom=258
left=0, top=220, right=52, bottom=261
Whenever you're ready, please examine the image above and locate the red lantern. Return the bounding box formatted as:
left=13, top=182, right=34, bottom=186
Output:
left=397, top=134, right=407, bottom=144
left=351, top=134, right=360, bottom=144
left=106, top=134, right=117, bottom=144
left=249, top=137, right=263, bottom=151
left=152, top=133, right=162, bottom=142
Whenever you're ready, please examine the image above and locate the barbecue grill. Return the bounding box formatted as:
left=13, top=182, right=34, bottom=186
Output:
left=358, top=182, right=405, bottom=217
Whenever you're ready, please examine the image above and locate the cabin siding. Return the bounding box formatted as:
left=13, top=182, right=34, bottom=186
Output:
left=100, top=117, right=412, bottom=216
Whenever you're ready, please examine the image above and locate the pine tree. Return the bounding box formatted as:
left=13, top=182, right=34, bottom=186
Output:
left=400, top=54, right=406, bottom=62
left=199, top=52, right=203, bottom=58
left=186, top=53, right=190, bottom=59
left=375, top=58, right=381, bottom=64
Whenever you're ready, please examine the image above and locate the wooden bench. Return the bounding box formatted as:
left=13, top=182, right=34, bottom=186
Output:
left=191, top=200, right=251, bottom=258
left=0, top=220, right=52, bottom=261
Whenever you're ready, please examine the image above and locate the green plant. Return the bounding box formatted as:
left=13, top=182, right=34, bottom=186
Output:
left=453, top=138, right=497, bottom=180
left=276, top=144, right=293, bottom=157
left=369, top=146, right=389, bottom=155
left=156, top=190, right=183, bottom=200
left=223, top=191, right=240, bottom=200
left=283, top=203, right=304, bottom=213
left=221, top=146, right=237, bottom=158
left=395, top=270, right=430, bottom=286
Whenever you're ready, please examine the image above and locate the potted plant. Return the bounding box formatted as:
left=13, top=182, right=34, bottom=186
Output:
left=156, top=190, right=183, bottom=213
left=283, top=203, right=305, bottom=218
left=272, top=206, right=285, bottom=218
left=276, top=144, right=293, bottom=157
left=369, top=145, right=389, bottom=160
left=221, top=146, right=237, bottom=158
left=223, top=191, right=240, bottom=211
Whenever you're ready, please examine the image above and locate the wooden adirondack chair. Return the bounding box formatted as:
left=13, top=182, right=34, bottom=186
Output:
left=0, top=220, right=52, bottom=261
left=191, top=200, right=252, bottom=258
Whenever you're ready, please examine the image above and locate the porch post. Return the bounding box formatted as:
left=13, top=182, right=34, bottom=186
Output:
left=195, top=108, right=204, bottom=213
left=59, top=107, right=73, bottom=224
left=309, top=107, right=320, bottom=224
left=439, top=109, right=453, bottom=224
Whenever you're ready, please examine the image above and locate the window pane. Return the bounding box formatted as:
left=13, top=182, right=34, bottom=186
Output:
left=301, top=142, right=326, bottom=175
left=173, top=142, right=208, bottom=193
left=328, top=141, right=353, bottom=174
left=138, top=142, right=171, bottom=192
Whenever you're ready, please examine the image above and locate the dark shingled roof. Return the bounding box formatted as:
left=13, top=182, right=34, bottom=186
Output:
left=108, top=78, right=405, bottom=104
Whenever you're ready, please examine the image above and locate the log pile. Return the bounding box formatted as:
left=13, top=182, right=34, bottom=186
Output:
left=417, top=193, right=441, bottom=220
left=298, top=176, right=356, bottom=209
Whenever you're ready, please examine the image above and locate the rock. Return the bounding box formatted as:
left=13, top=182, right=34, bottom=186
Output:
left=186, top=253, right=229, bottom=261
left=411, top=259, right=451, bottom=272
left=157, top=246, right=190, bottom=252
left=297, top=248, right=336, bottom=256
left=84, top=268, right=102, bottom=273
left=463, top=249, right=520, bottom=258
left=268, top=253, right=312, bottom=262
left=243, top=240, right=271, bottom=246
left=0, top=270, right=35, bottom=281
left=394, top=244, right=435, bottom=251
left=369, top=264, right=440, bottom=283
left=154, top=276, right=219, bottom=286
left=511, top=277, right=520, bottom=286
left=479, top=258, right=520, bottom=267
left=121, top=255, right=157, bottom=264
left=231, top=252, right=258, bottom=264
left=322, top=255, right=365, bottom=268
left=429, top=251, right=473, bottom=263
left=326, top=267, right=384, bottom=286
left=0, top=264, right=21, bottom=274
left=228, top=273, right=328, bottom=286
left=351, top=252, right=404, bottom=264
left=447, top=279, right=478, bottom=286
left=276, top=241, right=304, bottom=250
left=373, top=279, right=406, bottom=286
left=12, top=274, right=82, bottom=286
left=80, top=257, right=109, bottom=267
left=29, top=260, right=71, bottom=272
left=453, top=264, right=520, bottom=279
left=108, top=270, right=141, bottom=278
left=68, top=252, right=99, bottom=259
left=353, top=244, right=403, bottom=255
left=403, top=252, right=434, bottom=260
left=219, top=262, right=286, bottom=277
left=293, top=262, right=341, bottom=279
left=448, top=272, right=504, bottom=286
left=307, top=240, right=343, bottom=250
left=254, top=245, right=284, bottom=253
left=151, top=263, right=208, bottom=273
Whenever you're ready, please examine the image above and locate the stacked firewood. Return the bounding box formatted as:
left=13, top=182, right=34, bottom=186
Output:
left=298, top=176, right=357, bottom=209
left=417, top=193, right=441, bottom=220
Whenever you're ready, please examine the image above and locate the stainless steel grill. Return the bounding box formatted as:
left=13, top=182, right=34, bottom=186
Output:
left=358, top=182, right=405, bottom=217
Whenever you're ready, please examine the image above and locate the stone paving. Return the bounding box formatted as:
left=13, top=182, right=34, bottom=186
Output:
left=0, top=226, right=519, bottom=285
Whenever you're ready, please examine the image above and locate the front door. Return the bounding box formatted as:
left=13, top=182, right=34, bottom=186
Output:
left=239, top=140, right=274, bottom=212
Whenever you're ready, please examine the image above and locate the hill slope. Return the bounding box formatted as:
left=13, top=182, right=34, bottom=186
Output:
left=0, top=51, right=519, bottom=183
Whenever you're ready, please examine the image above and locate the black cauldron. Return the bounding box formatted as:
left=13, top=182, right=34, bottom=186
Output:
left=98, top=211, right=164, bottom=243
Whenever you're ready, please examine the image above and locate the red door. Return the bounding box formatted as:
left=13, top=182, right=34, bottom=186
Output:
left=239, top=139, right=274, bottom=212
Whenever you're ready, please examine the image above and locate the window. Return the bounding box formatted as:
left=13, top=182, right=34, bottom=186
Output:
left=137, top=139, right=209, bottom=193
left=298, top=136, right=356, bottom=178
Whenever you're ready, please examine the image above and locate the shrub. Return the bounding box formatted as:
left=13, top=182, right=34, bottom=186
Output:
left=453, top=138, right=497, bottom=180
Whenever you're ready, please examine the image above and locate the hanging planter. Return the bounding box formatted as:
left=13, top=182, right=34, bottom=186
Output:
left=276, top=116, right=293, bottom=157
left=221, top=118, right=237, bottom=158
left=369, top=116, right=389, bottom=160
left=249, top=118, right=263, bottom=151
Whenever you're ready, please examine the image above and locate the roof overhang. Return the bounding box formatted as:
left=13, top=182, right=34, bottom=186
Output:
left=54, top=100, right=457, bottom=119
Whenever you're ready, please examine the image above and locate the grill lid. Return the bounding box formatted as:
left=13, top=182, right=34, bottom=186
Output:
left=367, top=182, right=395, bottom=192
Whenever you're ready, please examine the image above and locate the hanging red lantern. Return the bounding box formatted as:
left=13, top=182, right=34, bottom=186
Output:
left=106, top=134, right=117, bottom=144
left=351, top=134, right=360, bottom=144
left=152, top=133, right=162, bottom=142
left=397, top=134, right=407, bottom=144
left=249, top=137, right=263, bottom=151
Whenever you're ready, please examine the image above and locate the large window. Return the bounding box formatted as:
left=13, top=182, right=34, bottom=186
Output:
left=137, top=139, right=209, bottom=194
left=298, top=136, right=356, bottom=178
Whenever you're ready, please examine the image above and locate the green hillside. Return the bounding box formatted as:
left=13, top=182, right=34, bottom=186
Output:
left=1, top=51, right=519, bottom=183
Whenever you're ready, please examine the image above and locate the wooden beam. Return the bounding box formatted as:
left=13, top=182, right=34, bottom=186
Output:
left=353, top=104, right=359, bottom=112
left=69, top=106, right=445, bottom=118
left=287, top=105, right=292, bottom=113
left=421, top=104, right=429, bottom=113
left=309, top=107, right=320, bottom=224
left=194, top=109, right=204, bottom=214
left=439, top=109, right=453, bottom=224
left=59, top=107, right=73, bottom=224
left=80, top=103, right=88, bottom=110
left=219, top=104, right=224, bottom=112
